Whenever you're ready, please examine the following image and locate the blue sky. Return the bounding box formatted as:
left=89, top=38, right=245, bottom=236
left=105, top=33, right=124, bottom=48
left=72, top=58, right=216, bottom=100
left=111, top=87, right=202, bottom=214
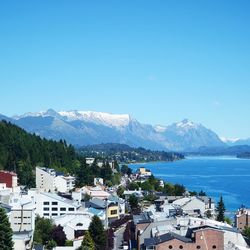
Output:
left=0, top=1, right=250, bottom=138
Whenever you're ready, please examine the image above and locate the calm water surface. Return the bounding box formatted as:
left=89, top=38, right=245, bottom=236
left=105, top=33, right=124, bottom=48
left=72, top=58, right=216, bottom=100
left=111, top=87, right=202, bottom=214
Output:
left=130, top=156, right=250, bottom=212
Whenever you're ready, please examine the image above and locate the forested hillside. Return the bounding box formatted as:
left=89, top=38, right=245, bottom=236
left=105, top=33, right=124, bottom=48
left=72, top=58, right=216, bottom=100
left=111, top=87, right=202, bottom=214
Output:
left=0, top=120, right=112, bottom=187
left=78, top=143, right=184, bottom=163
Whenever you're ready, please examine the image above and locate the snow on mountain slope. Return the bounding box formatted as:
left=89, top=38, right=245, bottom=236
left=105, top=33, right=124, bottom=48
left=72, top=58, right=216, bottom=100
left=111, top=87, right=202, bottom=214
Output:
left=8, top=109, right=227, bottom=151
left=58, top=110, right=131, bottom=127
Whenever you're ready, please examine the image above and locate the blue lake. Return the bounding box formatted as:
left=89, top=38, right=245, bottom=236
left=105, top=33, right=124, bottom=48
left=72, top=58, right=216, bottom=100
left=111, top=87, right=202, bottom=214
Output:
left=129, top=156, right=250, bottom=212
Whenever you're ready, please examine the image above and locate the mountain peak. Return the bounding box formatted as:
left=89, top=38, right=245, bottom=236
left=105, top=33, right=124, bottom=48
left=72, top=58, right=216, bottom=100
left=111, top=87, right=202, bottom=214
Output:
left=176, top=119, right=198, bottom=129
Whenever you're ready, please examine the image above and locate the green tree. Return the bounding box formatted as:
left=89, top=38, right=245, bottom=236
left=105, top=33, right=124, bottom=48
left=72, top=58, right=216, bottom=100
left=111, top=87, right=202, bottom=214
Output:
left=121, top=165, right=132, bottom=176
left=224, top=217, right=232, bottom=225
left=243, top=226, right=250, bottom=241
left=216, top=196, right=226, bottom=222
left=117, top=185, right=125, bottom=198
left=163, top=183, right=175, bottom=195
left=47, top=240, right=57, bottom=250
left=128, top=182, right=139, bottom=190
left=173, top=184, right=185, bottom=196
left=129, top=194, right=139, bottom=210
left=81, top=231, right=94, bottom=250
left=34, top=216, right=53, bottom=245
left=198, top=190, right=207, bottom=196
left=89, top=215, right=107, bottom=250
left=0, top=207, right=13, bottom=250
left=140, top=181, right=153, bottom=191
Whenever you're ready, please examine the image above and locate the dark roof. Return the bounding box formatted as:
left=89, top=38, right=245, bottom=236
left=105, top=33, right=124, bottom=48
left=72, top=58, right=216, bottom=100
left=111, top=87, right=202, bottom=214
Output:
left=0, top=202, right=12, bottom=213
left=89, top=198, right=106, bottom=209
left=220, top=226, right=240, bottom=233
left=33, top=244, right=44, bottom=250
left=133, top=212, right=153, bottom=225
left=144, top=232, right=192, bottom=247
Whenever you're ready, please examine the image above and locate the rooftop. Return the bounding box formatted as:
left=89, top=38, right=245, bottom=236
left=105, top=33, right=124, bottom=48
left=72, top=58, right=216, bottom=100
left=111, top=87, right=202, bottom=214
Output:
left=41, top=192, right=81, bottom=208
left=144, top=232, right=192, bottom=247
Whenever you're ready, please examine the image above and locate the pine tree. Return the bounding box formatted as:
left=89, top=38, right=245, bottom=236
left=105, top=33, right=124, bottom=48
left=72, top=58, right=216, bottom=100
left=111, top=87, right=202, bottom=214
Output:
left=89, top=215, right=107, bottom=250
left=0, top=207, right=13, bottom=250
left=216, top=196, right=226, bottom=222
left=81, top=231, right=94, bottom=250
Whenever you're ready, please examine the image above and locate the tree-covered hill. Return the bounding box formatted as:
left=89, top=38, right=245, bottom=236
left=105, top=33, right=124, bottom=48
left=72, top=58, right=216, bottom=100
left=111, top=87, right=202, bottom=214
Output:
left=0, top=120, right=79, bottom=187
left=78, top=143, right=184, bottom=163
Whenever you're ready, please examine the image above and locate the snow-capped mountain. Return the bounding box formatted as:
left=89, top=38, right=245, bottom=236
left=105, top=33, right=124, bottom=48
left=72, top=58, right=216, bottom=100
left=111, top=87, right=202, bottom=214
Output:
left=221, top=137, right=250, bottom=146
left=1, top=109, right=228, bottom=151
left=156, top=119, right=225, bottom=151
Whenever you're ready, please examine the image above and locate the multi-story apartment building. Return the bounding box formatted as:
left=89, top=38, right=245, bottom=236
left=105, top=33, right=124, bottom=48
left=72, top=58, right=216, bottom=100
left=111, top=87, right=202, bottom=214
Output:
left=28, top=190, right=81, bottom=218
left=36, top=167, right=75, bottom=193
left=0, top=194, right=36, bottom=250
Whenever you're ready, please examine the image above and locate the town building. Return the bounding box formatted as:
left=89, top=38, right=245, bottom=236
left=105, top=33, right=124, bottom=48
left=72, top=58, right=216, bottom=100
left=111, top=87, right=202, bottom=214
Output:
left=0, top=170, right=18, bottom=188
left=36, top=167, right=75, bottom=193
left=235, top=207, right=250, bottom=231
left=137, top=167, right=152, bottom=178
left=28, top=190, right=81, bottom=219
left=86, top=158, right=95, bottom=165
left=53, top=212, right=93, bottom=240
left=94, top=177, right=104, bottom=186
left=0, top=193, right=35, bottom=250
left=144, top=225, right=224, bottom=250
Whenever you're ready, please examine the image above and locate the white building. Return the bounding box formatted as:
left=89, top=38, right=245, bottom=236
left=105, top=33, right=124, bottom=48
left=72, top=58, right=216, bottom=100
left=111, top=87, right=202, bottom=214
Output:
left=53, top=212, right=93, bottom=240
left=36, top=167, right=75, bottom=193
left=173, top=196, right=206, bottom=216
left=94, top=177, right=104, bottom=186
left=28, top=190, right=81, bottom=219
left=86, top=158, right=95, bottom=165
left=0, top=192, right=36, bottom=250
left=79, top=186, right=110, bottom=200
left=36, top=167, right=56, bottom=192
left=54, top=175, right=75, bottom=193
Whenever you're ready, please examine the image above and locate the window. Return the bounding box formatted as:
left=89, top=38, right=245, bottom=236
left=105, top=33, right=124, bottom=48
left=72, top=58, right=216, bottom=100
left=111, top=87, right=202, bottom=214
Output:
left=111, top=210, right=118, bottom=215
left=44, top=207, right=49, bottom=211
left=179, top=246, right=183, bottom=249
left=52, top=207, right=58, bottom=211
left=52, top=202, right=58, bottom=205
left=60, top=207, right=66, bottom=211
left=212, top=246, right=217, bottom=249
left=68, top=208, right=74, bottom=211
left=52, top=213, right=58, bottom=216
left=43, top=213, right=49, bottom=216
left=60, top=213, right=65, bottom=216
left=43, top=202, right=49, bottom=205
left=169, top=246, right=173, bottom=249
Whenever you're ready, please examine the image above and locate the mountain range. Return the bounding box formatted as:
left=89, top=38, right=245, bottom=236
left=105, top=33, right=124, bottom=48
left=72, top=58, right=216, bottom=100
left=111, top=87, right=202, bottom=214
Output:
left=0, top=109, right=249, bottom=152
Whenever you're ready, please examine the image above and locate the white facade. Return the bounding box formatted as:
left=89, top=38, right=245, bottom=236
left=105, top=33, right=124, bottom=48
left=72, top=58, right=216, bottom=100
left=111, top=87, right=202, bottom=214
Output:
left=36, top=167, right=75, bottom=193
left=94, top=177, right=104, bottom=186
left=80, top=186, right=110, bottom=200
left=86, top=158, right=95, bottom=165
left=0, top=182, right=7, bottom=190
left=36, top=167, right=56, bottom=192
left=53, top=212, right=93, bottom=240
left=54, top=175, right=75, bottom=193
left=0, top=190, right=35, bottom=250
left=28, top=190, right=81, bottom=219
left=173, top=196, right=206, bottom=216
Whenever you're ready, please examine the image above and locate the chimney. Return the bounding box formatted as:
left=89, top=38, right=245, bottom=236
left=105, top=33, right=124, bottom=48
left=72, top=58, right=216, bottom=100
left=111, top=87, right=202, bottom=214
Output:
left=209, top=198, right=212, bottom=209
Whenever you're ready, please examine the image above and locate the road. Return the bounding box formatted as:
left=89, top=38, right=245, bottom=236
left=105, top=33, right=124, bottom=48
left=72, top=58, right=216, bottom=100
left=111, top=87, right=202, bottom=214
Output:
left=114, top=225, right=126, bottom=250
